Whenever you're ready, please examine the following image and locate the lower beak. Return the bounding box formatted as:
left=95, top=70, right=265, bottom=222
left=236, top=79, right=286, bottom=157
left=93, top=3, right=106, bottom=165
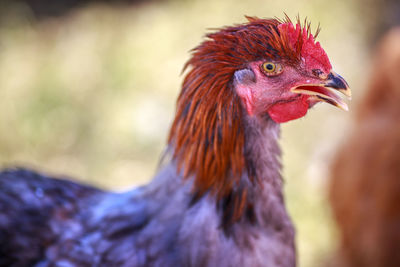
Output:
left=291, top=71, right=351, bottom=111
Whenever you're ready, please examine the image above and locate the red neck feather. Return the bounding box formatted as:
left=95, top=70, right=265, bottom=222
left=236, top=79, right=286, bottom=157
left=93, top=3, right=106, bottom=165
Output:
left=168, top=16, right=326, bottom=220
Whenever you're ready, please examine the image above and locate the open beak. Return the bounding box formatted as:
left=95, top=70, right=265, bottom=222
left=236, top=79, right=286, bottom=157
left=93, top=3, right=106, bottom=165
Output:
left=291, top=71, right=351, bottom=111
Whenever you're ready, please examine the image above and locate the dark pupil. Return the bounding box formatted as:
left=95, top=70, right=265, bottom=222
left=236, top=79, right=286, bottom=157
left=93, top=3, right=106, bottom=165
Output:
left=266, top=64, right=274, bottom=70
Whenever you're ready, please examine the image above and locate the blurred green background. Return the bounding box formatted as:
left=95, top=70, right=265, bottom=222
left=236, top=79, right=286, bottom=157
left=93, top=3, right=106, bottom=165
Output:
left=0, top=0, right=391, bottom=266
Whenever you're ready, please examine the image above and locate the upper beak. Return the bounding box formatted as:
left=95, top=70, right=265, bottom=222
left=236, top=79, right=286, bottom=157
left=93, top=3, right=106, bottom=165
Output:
left=325, top=72, right=351, bottom=98
left=291, top=71, right=351, bottom=111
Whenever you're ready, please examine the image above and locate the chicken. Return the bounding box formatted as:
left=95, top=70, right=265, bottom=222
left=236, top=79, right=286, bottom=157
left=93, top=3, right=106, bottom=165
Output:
left=0, top=16, right=350, bottom=267
left=329, top=27, right=400, bottom=267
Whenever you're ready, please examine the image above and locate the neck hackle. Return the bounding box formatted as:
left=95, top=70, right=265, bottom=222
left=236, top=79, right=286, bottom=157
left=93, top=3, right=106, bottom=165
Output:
left=167, top=16, right=310, bottom=222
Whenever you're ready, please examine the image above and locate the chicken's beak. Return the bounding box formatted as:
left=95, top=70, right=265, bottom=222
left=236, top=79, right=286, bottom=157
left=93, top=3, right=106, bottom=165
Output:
left=324, top=72, right=351, bottom=98
left=291, top=71, right=351, bottom=111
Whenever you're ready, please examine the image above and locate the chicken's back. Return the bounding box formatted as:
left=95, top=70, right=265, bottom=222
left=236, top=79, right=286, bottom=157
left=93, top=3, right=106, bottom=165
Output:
left=0, top=161, right=294, bottom=267
left=0, top=165, right=193, bottom=267
left=0, top=168, right=104, bottom=266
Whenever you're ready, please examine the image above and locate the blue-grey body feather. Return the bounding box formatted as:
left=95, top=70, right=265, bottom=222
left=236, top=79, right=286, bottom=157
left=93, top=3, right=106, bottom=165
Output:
left=0, top=118, right=295, bottom=267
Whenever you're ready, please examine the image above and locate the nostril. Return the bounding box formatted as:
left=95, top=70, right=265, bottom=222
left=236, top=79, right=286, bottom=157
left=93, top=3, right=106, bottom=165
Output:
left=312, top=69, right=323, bottom=77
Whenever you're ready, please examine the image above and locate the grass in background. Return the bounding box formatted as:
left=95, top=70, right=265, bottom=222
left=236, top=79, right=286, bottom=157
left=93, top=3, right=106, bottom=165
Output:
left=0, top=1, right=368, bottom=266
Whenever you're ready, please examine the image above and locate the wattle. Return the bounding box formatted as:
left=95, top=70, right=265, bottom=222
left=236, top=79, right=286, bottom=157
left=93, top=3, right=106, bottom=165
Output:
left=268, top=95, right=309, bottom=123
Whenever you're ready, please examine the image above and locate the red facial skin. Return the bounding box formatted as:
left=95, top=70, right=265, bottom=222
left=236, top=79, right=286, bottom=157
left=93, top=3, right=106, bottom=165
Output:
left=235, top=61, right=330, bottom=123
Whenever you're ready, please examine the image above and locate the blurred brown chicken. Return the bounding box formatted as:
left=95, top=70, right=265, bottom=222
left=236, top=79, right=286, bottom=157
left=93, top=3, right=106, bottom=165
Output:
left=329, top=27, right=400, bottom=267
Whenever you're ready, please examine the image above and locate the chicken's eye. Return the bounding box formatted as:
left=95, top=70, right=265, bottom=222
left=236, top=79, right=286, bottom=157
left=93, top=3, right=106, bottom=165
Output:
left=261, top=62, right=283, bottom=76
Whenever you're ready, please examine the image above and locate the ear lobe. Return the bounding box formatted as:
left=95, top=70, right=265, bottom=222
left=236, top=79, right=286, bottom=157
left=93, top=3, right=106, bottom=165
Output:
left=234, top=69, right=256, bottom=85
left=234, top=69, right=256, bottom=115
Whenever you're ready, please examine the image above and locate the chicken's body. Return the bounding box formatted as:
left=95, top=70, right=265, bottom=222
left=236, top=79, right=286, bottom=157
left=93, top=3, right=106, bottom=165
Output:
left=0, top=17, right=350, bottom=267
left=1, top=119, right=294, bottom=267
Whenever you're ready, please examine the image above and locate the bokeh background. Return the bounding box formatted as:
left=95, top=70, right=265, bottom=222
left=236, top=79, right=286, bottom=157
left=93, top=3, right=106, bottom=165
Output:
left=0, top=0, right=397, bottom=266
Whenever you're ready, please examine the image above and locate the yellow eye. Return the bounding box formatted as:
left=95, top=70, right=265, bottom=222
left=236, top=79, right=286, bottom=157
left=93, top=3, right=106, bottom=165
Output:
left=261, top=62, right=283, bottom=76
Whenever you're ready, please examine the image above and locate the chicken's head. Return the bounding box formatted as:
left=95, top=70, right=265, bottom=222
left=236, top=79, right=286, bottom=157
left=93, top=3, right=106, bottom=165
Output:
left=233, top=20, right=351, bottom=123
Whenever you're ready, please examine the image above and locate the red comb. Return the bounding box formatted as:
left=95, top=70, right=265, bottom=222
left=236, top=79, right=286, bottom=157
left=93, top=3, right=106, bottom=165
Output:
left=278, top=22, right=332, bottom=73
